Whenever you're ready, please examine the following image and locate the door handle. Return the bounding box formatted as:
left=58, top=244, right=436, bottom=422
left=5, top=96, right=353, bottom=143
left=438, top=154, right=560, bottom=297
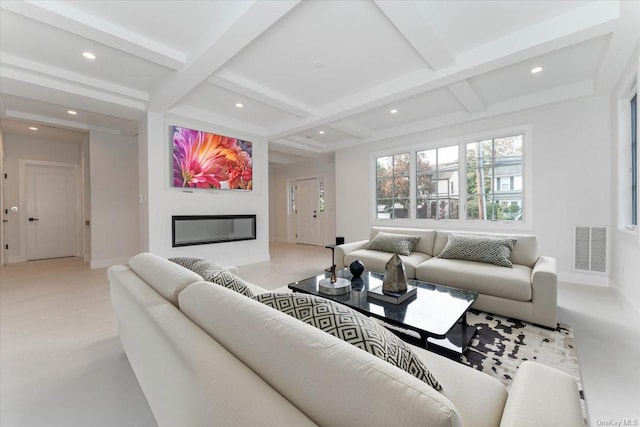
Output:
left=28, top=217, right=39, bottom=221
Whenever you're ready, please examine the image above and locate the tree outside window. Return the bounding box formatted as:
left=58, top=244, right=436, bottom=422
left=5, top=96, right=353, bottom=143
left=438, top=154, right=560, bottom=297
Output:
left=376, top=153, right=410, bottom=219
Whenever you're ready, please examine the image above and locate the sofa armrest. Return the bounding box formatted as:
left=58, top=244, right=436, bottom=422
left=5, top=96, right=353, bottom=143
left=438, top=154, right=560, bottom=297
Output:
left=500, top=361, right=583, bottom=427
left=335, top=240, right=369, bottom=269
left=530, top=256, right=558, bottom=328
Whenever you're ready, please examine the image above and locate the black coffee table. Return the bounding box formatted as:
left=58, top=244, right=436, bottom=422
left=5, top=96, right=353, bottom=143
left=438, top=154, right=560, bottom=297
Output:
left=288, top=269, right=478, bottom=357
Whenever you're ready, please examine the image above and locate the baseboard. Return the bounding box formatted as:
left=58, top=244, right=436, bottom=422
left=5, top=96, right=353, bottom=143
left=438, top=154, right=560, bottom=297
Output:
left=90, top=257, right=131, bottom=269
left=558, top=271, right=609, bottom=287
left=8, top=255, right=26, bottom=263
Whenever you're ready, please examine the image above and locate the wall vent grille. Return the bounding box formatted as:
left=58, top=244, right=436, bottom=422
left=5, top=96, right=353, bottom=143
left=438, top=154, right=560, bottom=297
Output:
left=573, top=226, right=608, bottom=273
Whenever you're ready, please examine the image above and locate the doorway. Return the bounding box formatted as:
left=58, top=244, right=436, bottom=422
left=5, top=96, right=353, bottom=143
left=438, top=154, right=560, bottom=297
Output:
left=21, top=161, right=79, bottom=261
left=294, top=178, right=320, bottom=245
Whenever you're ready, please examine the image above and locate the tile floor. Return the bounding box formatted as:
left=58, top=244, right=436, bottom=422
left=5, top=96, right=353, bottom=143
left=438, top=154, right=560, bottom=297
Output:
left=1, top=242, right=638, bottom=426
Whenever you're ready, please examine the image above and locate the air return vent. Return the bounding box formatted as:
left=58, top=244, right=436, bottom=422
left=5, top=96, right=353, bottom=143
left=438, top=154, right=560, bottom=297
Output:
left=573, top=226, right=608, bottom=273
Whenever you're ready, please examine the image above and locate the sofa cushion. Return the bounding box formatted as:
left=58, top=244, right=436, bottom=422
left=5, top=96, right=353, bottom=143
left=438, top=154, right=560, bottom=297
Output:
left=438, top=234, right=516, bottom=268
left=170, top=258, right=254, bottom=298
left=416, top=258, right=532, bottom=302
left=129, top=253, right=203, bottom=306
left=253, top=292, right=441, bottom=390
left=365, top=232, right=420, bottom=256
left=370, top=227, right=437, bottom=256
left=180, top=283, right=461, bottom=427
left=433, top=231, right=539, bottom=268
left=345, top=249, right=430, bottom=279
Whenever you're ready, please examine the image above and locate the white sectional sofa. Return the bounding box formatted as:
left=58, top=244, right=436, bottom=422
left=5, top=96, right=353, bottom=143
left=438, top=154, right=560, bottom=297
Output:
left=335, top=227, right=558, bottom=328
left=108, top=252, right=582, bottom=427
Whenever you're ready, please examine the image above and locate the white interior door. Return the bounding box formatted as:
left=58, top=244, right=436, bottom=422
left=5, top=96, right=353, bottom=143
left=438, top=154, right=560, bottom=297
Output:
left=25, top=164, right=78, bottom=260
left=295, top=178, right=319, bottom=245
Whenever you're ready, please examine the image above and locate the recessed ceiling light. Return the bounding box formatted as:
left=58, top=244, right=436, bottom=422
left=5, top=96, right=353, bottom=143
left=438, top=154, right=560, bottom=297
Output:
left=530, top=66, right=543, bottom=74
left=235, top=103, right=244, bottom=108
left=67, top=110, right=78, bottom=115
left=82, top=51, right=96, bottom=60
left=29, top=126, right=38, bottom=131
left=318, top=130, right=325, bottom=135
left=390, top=109, right=398, bottom=114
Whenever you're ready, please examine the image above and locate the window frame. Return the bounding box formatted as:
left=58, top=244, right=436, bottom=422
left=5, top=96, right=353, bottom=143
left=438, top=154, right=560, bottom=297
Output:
left=370, top=125, right=533, bottom=230
left=617, top=79, right=639, bottom=240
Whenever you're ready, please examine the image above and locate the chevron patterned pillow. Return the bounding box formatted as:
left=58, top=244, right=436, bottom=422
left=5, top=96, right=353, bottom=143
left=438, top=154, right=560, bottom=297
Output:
left=169, top=257, right=254, bottom=298
left=365, top=232, right=420, bottom=256
left=438, top=234, right=516, bottom=268
left=253, top=292, right=441, bottom=391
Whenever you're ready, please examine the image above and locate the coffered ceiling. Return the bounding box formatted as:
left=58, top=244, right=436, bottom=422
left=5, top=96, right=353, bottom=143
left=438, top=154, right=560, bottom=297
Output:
left=1, top=0, right=638, bottom=165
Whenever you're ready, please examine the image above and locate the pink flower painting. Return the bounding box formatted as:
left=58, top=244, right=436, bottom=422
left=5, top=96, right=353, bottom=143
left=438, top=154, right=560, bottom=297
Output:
left=172, top=126, right=253, bottom=190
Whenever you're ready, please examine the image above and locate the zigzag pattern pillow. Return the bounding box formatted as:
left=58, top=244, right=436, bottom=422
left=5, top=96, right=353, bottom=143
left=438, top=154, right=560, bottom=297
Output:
left=365, top=232, right=420, bottom=256
left=253, top=292, right=441, bottom=390
left=438, top=234, right=516, bottom=268
left=169, top=257, right=254, bottom=298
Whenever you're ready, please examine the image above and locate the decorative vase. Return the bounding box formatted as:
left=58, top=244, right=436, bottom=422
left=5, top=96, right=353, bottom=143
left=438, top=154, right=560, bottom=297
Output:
left=349, top=260, right=365, bottom=279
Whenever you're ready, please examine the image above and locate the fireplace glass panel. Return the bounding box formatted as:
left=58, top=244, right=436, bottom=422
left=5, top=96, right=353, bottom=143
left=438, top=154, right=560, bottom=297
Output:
left=172, top=215, right=256, bottom=247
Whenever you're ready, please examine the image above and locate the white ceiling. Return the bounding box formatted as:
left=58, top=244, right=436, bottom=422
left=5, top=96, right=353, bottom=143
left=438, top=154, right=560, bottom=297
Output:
left=0, top=0, right=638, bottom=165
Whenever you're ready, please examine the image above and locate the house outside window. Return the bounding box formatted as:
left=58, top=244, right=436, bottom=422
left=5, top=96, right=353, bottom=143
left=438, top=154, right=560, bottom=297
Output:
left=416, top=145, right=459, bottom=219
left=466, top=135, right=523, bottom=221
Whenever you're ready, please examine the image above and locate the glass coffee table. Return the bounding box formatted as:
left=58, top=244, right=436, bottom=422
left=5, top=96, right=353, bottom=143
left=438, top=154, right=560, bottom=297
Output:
left=288, top=268, right=478, bottom=357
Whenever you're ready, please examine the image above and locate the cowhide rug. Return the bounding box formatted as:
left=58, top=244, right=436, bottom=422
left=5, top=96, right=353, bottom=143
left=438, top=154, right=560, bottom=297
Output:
left=461, top=310, right=587, bottom=424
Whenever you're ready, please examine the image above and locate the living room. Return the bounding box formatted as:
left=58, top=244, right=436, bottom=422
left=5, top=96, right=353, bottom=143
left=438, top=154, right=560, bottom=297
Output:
left=1, top=1, right=639, bottom=426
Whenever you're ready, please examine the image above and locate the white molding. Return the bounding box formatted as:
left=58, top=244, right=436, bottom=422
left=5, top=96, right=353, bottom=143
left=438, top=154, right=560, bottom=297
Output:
left=90, top=256, right=131, bottom=269
left=558, top=271, right=609, bottom=287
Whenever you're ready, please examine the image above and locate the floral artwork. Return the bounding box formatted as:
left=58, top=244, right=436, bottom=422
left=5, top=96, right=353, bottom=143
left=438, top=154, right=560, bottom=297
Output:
left=172, top=126, right=253, bottom=190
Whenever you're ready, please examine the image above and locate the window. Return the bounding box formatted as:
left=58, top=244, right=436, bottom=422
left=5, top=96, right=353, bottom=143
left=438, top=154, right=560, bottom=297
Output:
left=376, top=153, right=409, bottom=219
left=632, top=94, right=637, bottom=226
left=374, top=130, right=526, bottom=224
left=416, top=146, right=459, bottom=219
left=466, top=135, right=523, bottom=221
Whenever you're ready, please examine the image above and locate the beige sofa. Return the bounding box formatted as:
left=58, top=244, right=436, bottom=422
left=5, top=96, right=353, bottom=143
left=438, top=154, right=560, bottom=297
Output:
left=335, top=227, right=557, bottom=328
left=108, top=252, right=582, bottom=427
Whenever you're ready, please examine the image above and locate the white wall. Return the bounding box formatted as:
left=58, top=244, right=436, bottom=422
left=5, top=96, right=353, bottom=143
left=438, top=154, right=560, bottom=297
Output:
left=336, top=95, right=612, bottom=286
left=140, top=112, right=269, bottom=266
left=610, top=52, right=640, bottom=312
left=3, top=135, right=82, bottom=262
left=270, top=154, right=336, bottom=245
left=89, top=131, right=139, bottom=268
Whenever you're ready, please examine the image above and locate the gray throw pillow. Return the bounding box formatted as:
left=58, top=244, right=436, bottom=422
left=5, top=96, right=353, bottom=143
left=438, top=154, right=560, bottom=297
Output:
left=365, top=232, right=420, bottom=256
left=253, top=292, right=442, bottom=391
left=438, top=234, right=516, bottom=268
left=169, top=257, right=254, bottom=298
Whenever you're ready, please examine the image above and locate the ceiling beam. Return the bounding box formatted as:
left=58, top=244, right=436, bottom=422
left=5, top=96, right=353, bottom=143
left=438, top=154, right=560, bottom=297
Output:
left=0, top=0, right=185, bottom=70
left=5, top=110, right=121, bottom=135
left=0, top=67, right=146, bottom=118
left=369, top=80, right=594, bottom=144
left=447, top=80, right=486, bottom=114
left=373, top=0, right=454, bottom=71
left=1, top=54, right=149, bottom=102
left=209, top=71, right=315, bottom=118
left=327, top=120, right=371, bottom=139
left=148, top=0, right=300, bottom=112
left=267, top=0, right=619, bottom=141
left=166, top=105, right=266, bottom=138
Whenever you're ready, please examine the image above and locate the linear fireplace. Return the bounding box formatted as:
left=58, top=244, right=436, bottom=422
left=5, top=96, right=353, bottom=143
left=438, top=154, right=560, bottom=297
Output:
left=172, top=215, right=256, bottom=247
